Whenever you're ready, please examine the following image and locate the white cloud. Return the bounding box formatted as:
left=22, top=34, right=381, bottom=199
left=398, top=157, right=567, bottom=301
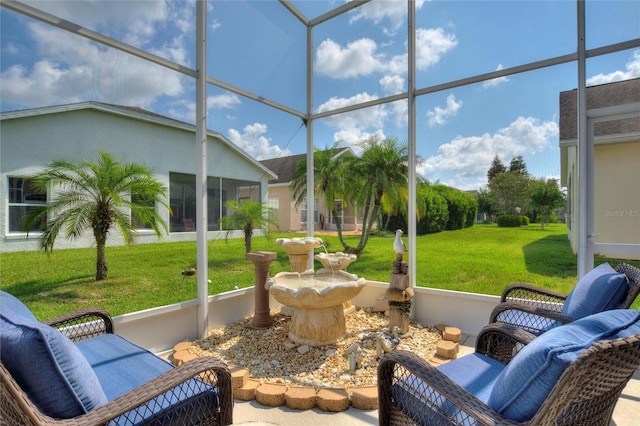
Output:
left=379, top=74, right=405, bottom=95
left=415, top=28, right=457, bottom=70
left=208, top=92, right=241, bottom=110
left=419, top=116, right=558, bottom=189
left=587, top=49, right=640, bottom=85
left=482, top=64, right=509, bottom=88
left=427, top=94, right=462, bottom=127
left=349, top=0, right=427, bottom=35
left=317, top=92, right=389, bottom=147
left=316, top=26, right=456, bottom=79
left=315, top=38, right=384, bottom=78
left=227, top=123, right=291, bottom=160
left=0, top=16, right=186, bottom=110
left=390, top=99, right=408, bottom=128
left=317, top=93, right=387, bottom=128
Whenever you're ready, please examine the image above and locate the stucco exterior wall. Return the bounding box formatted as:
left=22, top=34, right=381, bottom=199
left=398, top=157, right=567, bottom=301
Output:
left=1, top=105, right=273, bottom=252
left=593, top=141, right=640, bottom=254
left=565, top=140, right=640, bottom=260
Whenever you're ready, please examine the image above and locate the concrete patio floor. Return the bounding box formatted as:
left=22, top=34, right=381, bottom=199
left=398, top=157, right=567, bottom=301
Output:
left=230, top=334, right=640, bottom=426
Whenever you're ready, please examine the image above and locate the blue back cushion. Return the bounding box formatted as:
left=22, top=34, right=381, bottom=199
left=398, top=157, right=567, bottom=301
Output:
left=562, top=263, right=628, bottom=318
left=0, top=296, right=108, bottom=419
left=1, top=291, right=38, bottom=322
left=488, top=309, right=640, bottom=422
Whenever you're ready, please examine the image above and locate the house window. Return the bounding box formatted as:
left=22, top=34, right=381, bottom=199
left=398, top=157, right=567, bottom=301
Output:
left=170, top=173, right=260, bottom=232
left=300, top=198, right=318, bottom=223
left=131, top=191, right=154, bottom=230
left=8, top=177, right=46, bottom=232
left=267, top=197, right=279, bottom=211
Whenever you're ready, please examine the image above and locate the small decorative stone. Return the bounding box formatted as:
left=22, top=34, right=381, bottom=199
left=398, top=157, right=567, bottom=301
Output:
left=297, top=345, right=310, bottom=355
left=316, top=388, right=349, bottom=412
left=172, top=350, right=197, bottom=366
left=436, top=340, right=459, bottom=359
left=234, top=378, right=261, bottom=401
left=285, top=386, right=317, bottom=410
left=351, top=385, right=378, bottom=410
left=173, top=341, right=191, bottom=352
left=256, top=382, right=287, bottom=407
left=229, top=365, right=249, bottom=389
left=443, top=326, right=462, bottom=343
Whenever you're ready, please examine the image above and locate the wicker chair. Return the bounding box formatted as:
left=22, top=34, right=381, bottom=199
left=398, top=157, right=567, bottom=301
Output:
left=1, top=306, right=234, bottom=426
left=378, top=312, right=640, bottom=426
left=489, top=262, right=640, bottom=335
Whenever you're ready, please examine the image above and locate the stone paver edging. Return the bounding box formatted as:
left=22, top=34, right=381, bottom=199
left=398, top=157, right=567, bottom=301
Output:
left=171, top=324, right=461, bottom=412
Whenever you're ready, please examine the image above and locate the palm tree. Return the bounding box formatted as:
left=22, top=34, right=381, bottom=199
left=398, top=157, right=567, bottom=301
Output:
left=219, top=199, right=279, bottom=254
left=290, top=145, right=350, bottom=246
left=344, top=136, right=415, bottom=254
left=22, top=152, right=170, bottom=281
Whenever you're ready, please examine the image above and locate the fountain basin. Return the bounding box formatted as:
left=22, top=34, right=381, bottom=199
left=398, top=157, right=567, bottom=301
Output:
left=275, top=237, right=323, bottom=255
left=266, top=269, right=367, bottom=346
left=314, top=252, right=357, bottom=271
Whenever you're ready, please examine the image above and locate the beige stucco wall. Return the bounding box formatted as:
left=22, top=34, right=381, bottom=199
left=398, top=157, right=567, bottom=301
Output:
left=593, top=141, right=640, bottom=255
left=565, top=140, right=640, bottom=260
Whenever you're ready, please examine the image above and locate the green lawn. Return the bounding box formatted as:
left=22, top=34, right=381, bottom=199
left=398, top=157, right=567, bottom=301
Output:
left=2, top=223, right=637, bottom=320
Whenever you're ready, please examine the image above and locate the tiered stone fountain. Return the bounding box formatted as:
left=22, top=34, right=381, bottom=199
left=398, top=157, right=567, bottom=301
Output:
left=269, top=237, right=367, bottom=346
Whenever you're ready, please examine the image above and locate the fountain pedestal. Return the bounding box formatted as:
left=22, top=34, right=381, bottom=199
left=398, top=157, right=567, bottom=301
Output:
left=266, top=269, right=367, bottom=346
left=288, top=304, right=345, bottom=346
left=247, top=251, right=277, bottom=329
left=275, top=237, right=323, bottom=273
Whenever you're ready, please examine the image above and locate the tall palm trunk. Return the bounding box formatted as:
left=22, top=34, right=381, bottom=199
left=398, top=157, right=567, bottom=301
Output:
left=95, top=231, right=108, bottom=281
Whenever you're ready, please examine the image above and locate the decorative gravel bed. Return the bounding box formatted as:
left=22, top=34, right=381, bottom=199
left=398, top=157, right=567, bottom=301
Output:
left=189, top=307, right=441, bottom=395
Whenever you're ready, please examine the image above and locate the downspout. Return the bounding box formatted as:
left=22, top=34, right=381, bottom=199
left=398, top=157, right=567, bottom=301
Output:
left=195, top=0, right=209, bottom=337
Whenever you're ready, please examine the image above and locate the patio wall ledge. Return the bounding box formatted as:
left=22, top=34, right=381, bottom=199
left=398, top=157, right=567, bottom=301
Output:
left=110, top=282, right=500, bottom=355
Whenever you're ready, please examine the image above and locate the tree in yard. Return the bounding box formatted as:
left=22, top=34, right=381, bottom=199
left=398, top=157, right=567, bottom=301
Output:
left=487, top=170, right=530, bottom=216
left=509, top=155, right=529, bottom=176
left=528, top=178, right=565, bottom=230
left=23, top=152, right=170, bottom=281
left=290, top=144, right=350, bottom=247
left=487, top=154, right=507, bottom=182
left=342, top=135, right=417, bottom=254
left=219, top=199, right=279, bottom=254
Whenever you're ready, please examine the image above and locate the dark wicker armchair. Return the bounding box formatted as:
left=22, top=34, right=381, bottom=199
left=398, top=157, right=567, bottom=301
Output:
left=1, top=306, right=234, bottom=426
left=489, top=263, right=640, bottom=335
left=378, top=311, right=640, bottom=426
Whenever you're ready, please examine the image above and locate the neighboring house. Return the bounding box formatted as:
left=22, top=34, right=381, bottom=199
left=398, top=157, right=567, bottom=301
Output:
left=259, top=149, right=362, bottom=232
left=0, top=101, right=277, bottom=252
left=560, top=78, right=640, bottom=260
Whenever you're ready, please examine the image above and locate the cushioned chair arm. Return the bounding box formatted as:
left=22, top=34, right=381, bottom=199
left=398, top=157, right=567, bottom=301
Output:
left=1, top=357, right=233, bottom=426
left=44, top=308, right=114, bottom=342
left=500, top=283, right=567, bottom=306
left=377, top=350, right=521, bottom=426
left=489, top=302, right=576, bottom=335
left=475, top=323, right=537, bottom=364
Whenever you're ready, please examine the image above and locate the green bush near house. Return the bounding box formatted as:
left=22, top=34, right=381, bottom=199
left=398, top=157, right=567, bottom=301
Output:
left=1, top=224, right=637, bottom=320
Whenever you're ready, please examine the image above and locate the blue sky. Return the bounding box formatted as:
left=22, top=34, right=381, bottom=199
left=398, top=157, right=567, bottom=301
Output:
left=2, top=0, right=639, bottom=190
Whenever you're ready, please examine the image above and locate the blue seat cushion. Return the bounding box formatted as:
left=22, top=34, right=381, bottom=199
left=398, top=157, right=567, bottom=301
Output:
left=76, top=334, right=220, bottom=425
left=392, top=353, right=504, bottom=425
left=1, top=290, right=38, bottom=322
left=488, top=309, right=640, bottom=422
left=0, top=312, right=108, bottom=418
left=562, top=263, right=628, bottom=319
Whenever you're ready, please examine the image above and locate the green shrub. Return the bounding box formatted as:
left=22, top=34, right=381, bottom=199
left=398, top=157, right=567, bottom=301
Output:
left=520, top=215, right=530, bottom=226
left=497, top=214, right=521, bottom=227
